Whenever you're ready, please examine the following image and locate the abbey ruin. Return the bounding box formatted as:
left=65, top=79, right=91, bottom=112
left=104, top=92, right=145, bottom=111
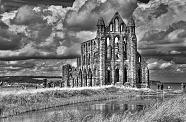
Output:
left=62, top=12, right=149, bottom=88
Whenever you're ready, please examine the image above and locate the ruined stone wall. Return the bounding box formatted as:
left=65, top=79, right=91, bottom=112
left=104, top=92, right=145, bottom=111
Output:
left=61, top=12, right=150, bottom=88
left=127, top=33, right=137, bottom=87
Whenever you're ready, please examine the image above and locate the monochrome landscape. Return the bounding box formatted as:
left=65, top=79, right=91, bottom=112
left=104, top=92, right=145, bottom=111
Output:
left=0, top=0, right=186, bottom=122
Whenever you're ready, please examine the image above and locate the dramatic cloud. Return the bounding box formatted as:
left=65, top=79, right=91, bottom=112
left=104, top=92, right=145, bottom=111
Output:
left=64, top=0, right=140, bottom=32
left=2, top=0, right=186, bottom=82
left=0, top=0, right=147, bottom=60
left=147, top=58, right=178, bottom=71
left=11, top=5, right=45, bottom=25
left=134, top=0, right=186, bottom=82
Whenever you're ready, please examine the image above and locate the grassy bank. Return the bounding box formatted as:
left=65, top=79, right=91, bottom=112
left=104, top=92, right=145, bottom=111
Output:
left=44, top=94, right=186, bottom=122
left=140, top=94, right=186, bottom=122
left=0, top=86, right=150, bottom=118
left=93, top=94, right=186, bottom=122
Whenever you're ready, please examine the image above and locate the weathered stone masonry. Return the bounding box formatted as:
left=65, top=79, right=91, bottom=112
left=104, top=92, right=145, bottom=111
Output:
left=62, top=12, right=149, bottom=88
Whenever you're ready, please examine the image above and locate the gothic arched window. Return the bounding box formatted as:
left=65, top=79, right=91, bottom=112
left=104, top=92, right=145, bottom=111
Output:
left=120, top=23, right=125, bottom=32
left=84, top=44, right=86, bottom=52
left=115, top=37, right=119, bottom=49
left=115, top=37, right=119, bottom=60
left=123, top=42, right=126, bottom=51
left=139, top=57, right=141, bottom=63
left=107, top=37, right=110, bottom=47
left=110, top=24, right=113, bottom=32
left=115, top=18, right=119, bottom=32
left=106, top=37, right=111, bottom=60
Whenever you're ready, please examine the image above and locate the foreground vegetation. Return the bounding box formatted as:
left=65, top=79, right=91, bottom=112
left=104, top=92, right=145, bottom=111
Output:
left=44, top=94, right=186, bottom=122
left=0, top=86, right=150, bottom=118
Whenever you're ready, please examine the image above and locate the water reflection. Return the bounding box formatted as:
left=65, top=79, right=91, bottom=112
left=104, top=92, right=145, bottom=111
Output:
left=0, top=97, right=156, bottom=122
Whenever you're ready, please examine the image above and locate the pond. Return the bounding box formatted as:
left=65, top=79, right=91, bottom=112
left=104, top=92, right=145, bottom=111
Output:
left=0, top=96, right=164, bottom=122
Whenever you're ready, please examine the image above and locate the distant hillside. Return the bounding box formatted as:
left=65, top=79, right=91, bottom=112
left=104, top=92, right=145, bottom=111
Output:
left=0, top=76, right=44, bottom=84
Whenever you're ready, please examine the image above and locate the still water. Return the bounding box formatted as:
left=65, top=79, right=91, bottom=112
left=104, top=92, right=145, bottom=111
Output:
left=0, top=97, right=162, bottom=122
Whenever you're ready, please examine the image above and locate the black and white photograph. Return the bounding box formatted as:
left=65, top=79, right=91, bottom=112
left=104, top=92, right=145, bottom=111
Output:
left=0, top=0, right=186, bottom=121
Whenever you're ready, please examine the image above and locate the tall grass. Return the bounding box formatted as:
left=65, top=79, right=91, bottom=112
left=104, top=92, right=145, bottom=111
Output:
left=43, top=94, right=186, bottom=122
left=140, top=94, right=186, bottom=122
left=0, top=86, right=149, bottom=118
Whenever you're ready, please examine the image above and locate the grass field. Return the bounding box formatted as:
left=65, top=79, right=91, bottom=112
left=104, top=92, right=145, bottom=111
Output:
left=0, top=86, right=151, bottom=118
left=43, top=94, right=186, bottom=122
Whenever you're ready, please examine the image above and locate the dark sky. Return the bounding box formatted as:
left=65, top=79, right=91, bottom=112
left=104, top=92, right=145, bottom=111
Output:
left=0, top=0, right=186, bottom=82
left=1, top=0, right=75, bottom=8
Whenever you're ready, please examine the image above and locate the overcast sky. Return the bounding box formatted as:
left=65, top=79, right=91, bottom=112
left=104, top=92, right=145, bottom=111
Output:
left=0, top=0, right=186, bottom=82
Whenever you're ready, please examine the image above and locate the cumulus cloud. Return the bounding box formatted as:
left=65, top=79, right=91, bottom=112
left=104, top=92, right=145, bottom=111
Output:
left=147, top=58, right=179, bottom=71
left=0, top=28, right=23, bottom=50
left=135, top=0, right=186, bottom=67
left=0, top=0, right=151, bottom=60
left=64, top=0, right=141, bottom=32
left=0, top=0, right=151, bottom=76
left=11, top=5, right=45, bottom=25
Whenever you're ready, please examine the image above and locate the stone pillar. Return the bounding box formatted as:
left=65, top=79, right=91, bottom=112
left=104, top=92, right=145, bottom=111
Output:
left=81, top=44, right=84, bottom=67
left=99, top=36, right=106, bottom=86
left=119, top=35, right=124, bottom=85
left=94, top=67, right=99, bottom=86
left=79, top=76, right=82, bottom=87
left=127, top=34, right=137, bottom=87
left=87, top=70, right=90, bottom=87
left=83, top=69, right=86, bottom=87
left=141, top=58, right=148, bottom=88
left=111, top=35, right=115, bottom=85
left=64, top=78, right=68, bottom=88
left=97, top=39, right=101, bottom=86
left=145, top=67, right=150, bottom=88
left=85, top=43, right=87, bottom=67
left=90, top=40, right=94, bottom=87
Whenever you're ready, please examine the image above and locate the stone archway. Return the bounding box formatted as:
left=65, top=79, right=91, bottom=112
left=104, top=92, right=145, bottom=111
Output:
left=83, top=69, right=87, bottom=87
left=115, top=68, right=119, bottom=84
left=106, top=67, right=111, bottom=85
left=88, top=69, right=93, bottom=87
left=137, top=69, right=142, bottom=88
left=114, top=36, right=120, bottom=60
left=124, top=67, right=127, bottom=84
left=106, top=37, right=112, bottom=60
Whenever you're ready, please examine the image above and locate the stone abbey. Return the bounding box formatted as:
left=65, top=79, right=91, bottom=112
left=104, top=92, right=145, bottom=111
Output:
left=62, top=12, right=149, bottom=88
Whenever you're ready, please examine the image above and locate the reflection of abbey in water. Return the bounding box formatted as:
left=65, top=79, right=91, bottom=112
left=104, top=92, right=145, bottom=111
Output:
left=62, top=12, right=149, bottom=88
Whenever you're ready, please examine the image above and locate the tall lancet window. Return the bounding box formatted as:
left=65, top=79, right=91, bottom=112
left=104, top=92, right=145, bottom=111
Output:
left=123, top=42, right=126, bottom=51
left=115, top=37, right=119, bottom=60
left=107, top=37, right=110, bottom=46
left=106, top=37, right=111, bottom=59
left=139, top=56, right=141, bottom=63
left=120, top=23, right=124, bottom=32
left=115, top=18, right=119, bottom=32
left=110, top=23, right=113, bottom=32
